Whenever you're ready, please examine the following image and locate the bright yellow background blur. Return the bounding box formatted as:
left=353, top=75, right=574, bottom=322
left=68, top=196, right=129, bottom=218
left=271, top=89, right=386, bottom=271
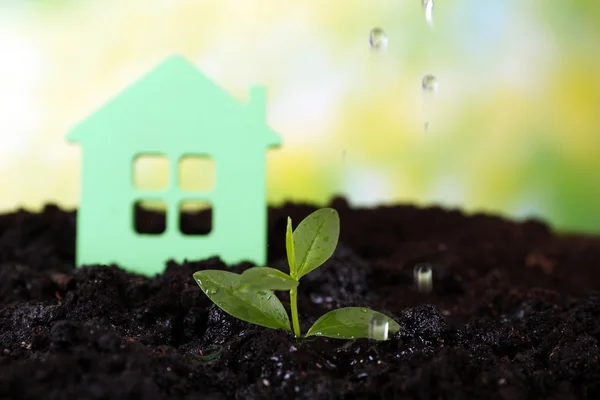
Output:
left=1, top=0, right=599, bottom=233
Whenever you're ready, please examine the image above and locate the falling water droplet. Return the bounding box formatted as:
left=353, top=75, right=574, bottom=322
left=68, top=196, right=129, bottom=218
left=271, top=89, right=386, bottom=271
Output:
left=421, top=75, right=438, bottom=93
left=422, top=0, right=434, bottom=26
left=413, top=263, right=433, bottom=293
left=421, top=75, right=438, bottom=131
left=368, top=314, right=390, bottom=341
left=368, top=28, right=388, bottom=50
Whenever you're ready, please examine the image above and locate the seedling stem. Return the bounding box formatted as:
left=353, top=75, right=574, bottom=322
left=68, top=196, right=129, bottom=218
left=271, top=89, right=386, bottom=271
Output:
left=290, top=288, right=301, bottom=337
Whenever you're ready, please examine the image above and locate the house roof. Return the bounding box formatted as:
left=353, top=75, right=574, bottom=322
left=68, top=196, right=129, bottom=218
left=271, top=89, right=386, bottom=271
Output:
left=67, top=54, right=281, bottom=149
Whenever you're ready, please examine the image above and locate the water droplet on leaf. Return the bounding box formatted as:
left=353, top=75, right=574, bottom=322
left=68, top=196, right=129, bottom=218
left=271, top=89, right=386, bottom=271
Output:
left=238, top=284, right=252, bottom=294
left=206, top=288, right=218, bottom=296
left=368, top=315, right=390, bottom=341
left=360, top=308, right=368, bottom=313
left=369, top=28, right=388, bottom=50
left=422, top=75, right=438, bottom=93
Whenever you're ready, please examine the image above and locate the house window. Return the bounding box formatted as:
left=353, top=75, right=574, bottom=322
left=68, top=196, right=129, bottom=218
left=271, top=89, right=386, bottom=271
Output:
left=178, top=155, right=215, bottom=192
left=179, top=200, right=212, bottom=235
left=133, top=154, right=169, bottom=190
left=133, top=200, right=166, bottom=235
left=131, top=153, right=215, bottom=236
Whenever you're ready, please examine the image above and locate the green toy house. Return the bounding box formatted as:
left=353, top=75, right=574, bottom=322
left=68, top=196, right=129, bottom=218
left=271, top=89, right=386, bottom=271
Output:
left=67, top=55, right=281, bottom=276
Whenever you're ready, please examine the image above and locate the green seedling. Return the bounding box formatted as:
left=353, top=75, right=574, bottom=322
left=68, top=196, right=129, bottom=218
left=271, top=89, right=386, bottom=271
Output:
left=193, top=208, right=400, bottom=340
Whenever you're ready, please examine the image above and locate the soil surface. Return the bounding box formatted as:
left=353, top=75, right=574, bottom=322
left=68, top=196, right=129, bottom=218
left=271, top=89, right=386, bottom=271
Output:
left=1, top=198, right=600, bottom=399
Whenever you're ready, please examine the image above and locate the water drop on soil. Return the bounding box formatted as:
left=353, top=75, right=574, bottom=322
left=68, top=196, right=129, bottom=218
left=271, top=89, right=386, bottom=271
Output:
left=369, top=28, right=388, bottom=50
left=310, top=293, right=324, bottom=304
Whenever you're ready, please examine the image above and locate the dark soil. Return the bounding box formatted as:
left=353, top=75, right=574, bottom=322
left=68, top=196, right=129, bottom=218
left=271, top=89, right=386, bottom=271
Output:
left=1, top=198, right=600, bottom=399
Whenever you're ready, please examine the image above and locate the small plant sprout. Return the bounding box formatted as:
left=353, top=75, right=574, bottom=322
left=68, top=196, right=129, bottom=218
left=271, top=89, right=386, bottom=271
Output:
left=413, top=263, right=433, bottom=293
left=193, top=208, right=400, bottom=340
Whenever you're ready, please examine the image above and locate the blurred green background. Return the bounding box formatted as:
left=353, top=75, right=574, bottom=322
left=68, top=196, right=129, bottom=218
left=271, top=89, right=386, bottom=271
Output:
left=0, top=0, right=598, bottom=233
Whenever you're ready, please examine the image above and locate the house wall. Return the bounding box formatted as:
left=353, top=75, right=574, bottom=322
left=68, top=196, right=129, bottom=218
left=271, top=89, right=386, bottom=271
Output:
left=76, top=144, right=137, bottom=267
left=211, top=144, right=269, bottom=266
left=76, top=142, right=210, bottom=274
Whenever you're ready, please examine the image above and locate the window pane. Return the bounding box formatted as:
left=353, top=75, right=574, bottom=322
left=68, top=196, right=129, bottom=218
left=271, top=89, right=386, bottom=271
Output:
left=133, top=200, right=166, bottom=234
left=179, top=200, right=212, bottom=235
left=133, top=154, right=169, bottom=190
left=178, top=155, right=214, bottom=192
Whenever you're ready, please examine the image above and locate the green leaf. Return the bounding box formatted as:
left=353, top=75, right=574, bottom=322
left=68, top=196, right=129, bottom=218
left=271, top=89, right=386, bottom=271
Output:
left=294, top=208, right=340, bottom=280
left=193, top=270, right=291, bottom=331
left=305, top=307, right=400, bottom=340
left=238, top=266, right=298, bottom=291
left=286, top=216, right=296, bottom=278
